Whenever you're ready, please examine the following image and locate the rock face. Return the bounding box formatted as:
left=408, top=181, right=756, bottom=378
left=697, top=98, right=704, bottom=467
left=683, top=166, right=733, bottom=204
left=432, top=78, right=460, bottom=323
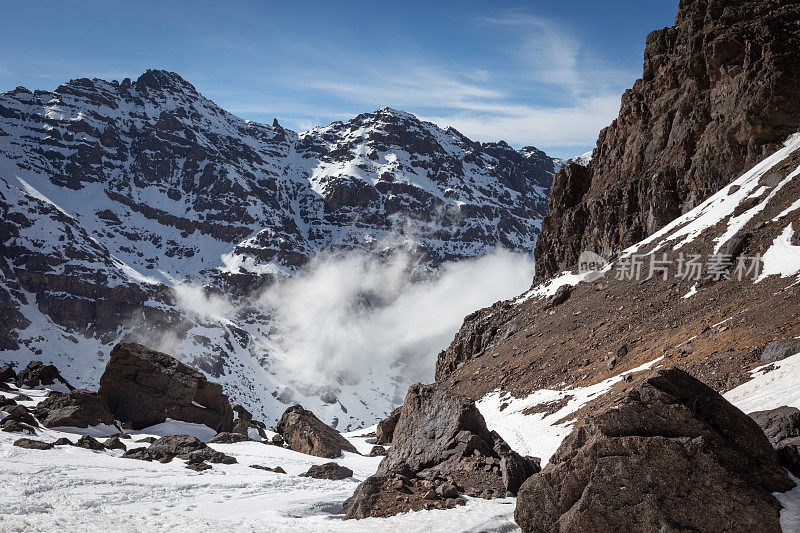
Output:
left=275, top=405, right=358, bottom=458
left=15, top=361, right=72, bottom=390
left=534, top=0, right=800, bottom=279
left=35, top=389, right=116, bottom=428
left=751, top=405, right=800, bottom=477
left=515, top=368, right=794, bottom=533
left=342, top=383, right=538, bottom=519
left=302, top=462, right=354, bottom=480
left=98, top=343, right=234, bottom=432
left=761, top=338, right=800, bottom=364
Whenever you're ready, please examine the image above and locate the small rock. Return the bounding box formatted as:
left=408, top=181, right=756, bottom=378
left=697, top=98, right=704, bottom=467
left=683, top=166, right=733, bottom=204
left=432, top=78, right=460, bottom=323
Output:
left=302, top=462, right=353, bottom=480
left=616, top=345, right=628, bottom=358
left=53, top=437, right=73, bottom=446
left=436, top=482, right=459, bottom=499
left=606, top=356, right=617, bottom=370
left=13, top=438, right=53, bottom=450
left=104, top=436, right=127, bottom=450
left=186, top=462, right=212, bottom=472
left=135, top=437, right=157, bottom=444
left=271, top=434, right=284, bottom=446
left=423, top=489, right=438, bottom=500
left=368, top=445, right=387, bottom=457
left=75, top=435, right=105, bottom=450
left=208, top=432, right=250, bottom=444
left=1, top=419, right=36, bottom=434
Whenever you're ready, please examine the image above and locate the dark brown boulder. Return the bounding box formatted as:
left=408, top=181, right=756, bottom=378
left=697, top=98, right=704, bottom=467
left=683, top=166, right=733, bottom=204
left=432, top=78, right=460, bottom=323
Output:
left=275, top=405, right=358, bottom=458
left=53, top=437, right=73, bottom=446
left=750, top=405, right=800, bottom=477
left=2, top=404, right=38, bottom=427
left=98, top=343, right=234, bottom=432
left=375, top=407, right=400, bottom=445
left=13, top=438, right=53, bottom=450
left=342, top=383, right=538, bottom=519
left=74, top=435, right=106, bottom=451
left=250, top=464, right=286, bottom=473
left=515, top=368, right=794, bottom=533
left=35, top=389, right=116, bottom=429
left=104, top=436, right=127, bottom=450
left=208, top=431, right=250, bottom=444
left=302, top=462, right=353, bottom=480
left=368, top=445, right=387, bottom=457
left=16, top=361, right=72, bottom=390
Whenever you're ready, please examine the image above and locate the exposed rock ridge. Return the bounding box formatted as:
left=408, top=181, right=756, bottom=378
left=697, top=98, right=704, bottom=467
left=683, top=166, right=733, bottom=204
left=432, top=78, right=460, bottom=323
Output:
left=535, top=0, right=800, bottom=279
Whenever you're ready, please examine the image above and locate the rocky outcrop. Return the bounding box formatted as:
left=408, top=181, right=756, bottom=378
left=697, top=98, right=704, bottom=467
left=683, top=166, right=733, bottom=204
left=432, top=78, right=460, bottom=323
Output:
left=35, top=389, right=116, bottom=429
left=98, top=343, right=234, bottom=432
left=302, top=462, right=353, bottom=480
left=375, top=408, right=400, bottom=445
left=515, top=368, right=794, bottom=533
left=342, top=383, right=538, bottom=519
left=275, top=405, right=358, bottom=458
left=15, top=361, right=72, bottom=390
left=534, top=0, right=800, bottom=279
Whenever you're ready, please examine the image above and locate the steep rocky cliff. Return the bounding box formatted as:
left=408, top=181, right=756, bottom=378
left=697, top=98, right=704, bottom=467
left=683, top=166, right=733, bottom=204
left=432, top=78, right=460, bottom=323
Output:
left=535, top=0, right=800, bottom=279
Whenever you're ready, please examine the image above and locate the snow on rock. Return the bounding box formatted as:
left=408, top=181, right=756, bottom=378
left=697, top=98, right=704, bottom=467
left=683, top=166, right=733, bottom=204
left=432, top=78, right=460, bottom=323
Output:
left=724, top=349, right=800, bottom=413
left=476, top=356, right=664, bottom=465
left=757, top=224, right=800, bottom=282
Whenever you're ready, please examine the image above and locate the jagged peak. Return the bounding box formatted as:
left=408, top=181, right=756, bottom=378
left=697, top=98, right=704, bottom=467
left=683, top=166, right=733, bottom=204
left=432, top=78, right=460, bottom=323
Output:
left=133, top=69, right=199, bottom=95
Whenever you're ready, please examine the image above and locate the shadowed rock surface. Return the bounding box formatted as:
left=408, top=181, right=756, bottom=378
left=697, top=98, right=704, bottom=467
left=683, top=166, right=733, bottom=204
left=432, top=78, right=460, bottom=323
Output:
left=515, top=368, right=794, bottom=533
left=15, top=361, right=72, bottom=390
left=342, top=383, right=538, bottom=519
left=375, top=408, right=400, bottom=445
left=98, top=343, right=234, bottom=432
left=275, top=405, right=358, bottom=458
left=35, top=389, right=115, bottom=429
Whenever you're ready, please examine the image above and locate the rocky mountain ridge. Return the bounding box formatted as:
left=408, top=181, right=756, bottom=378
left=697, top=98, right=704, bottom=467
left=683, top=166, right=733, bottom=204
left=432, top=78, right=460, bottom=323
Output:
left=535, top=0, right=800, bottom=279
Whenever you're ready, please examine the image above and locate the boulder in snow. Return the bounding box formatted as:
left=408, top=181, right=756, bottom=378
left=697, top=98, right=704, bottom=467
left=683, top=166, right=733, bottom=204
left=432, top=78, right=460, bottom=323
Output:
left=16, top=361, right=72, bottom=390
left=98, top=343, right=234, bottom=432
left=35, top=389, right=116, bottom=429
left=302, top=462, right=353, bottom=480
left=275, top=405, right=358, bottom=458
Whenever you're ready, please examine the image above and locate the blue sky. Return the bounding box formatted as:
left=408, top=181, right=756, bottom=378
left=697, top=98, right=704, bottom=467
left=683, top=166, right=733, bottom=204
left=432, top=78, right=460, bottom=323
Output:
left=0, top=1, right=677, bottom=157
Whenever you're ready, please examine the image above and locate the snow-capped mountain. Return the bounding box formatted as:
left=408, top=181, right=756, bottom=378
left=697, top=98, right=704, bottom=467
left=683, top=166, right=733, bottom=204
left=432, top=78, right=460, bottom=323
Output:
left=0, top=70, right=556, bottom=428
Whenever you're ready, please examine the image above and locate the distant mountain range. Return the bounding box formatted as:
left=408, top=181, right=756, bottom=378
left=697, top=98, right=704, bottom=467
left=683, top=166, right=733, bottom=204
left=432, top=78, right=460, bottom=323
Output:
left=0, top=71, right=557, bottom=427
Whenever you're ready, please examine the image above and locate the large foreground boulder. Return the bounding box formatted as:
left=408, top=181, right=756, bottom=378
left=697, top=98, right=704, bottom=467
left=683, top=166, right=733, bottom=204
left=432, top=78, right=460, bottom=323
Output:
left=515, top=368, right=794, bottom=533
left=275, top=405, right=358, bottom=458
left=98, top=343, right=234, bottom=432
left=342, top=383, right=538, bottom=519
left=35, top=389, right=116, bottom=429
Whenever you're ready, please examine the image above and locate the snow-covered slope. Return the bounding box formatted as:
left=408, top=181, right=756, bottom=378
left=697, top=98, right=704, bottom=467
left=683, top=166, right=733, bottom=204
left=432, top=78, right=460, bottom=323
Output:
left=0, top=70, right=555, bottom=429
